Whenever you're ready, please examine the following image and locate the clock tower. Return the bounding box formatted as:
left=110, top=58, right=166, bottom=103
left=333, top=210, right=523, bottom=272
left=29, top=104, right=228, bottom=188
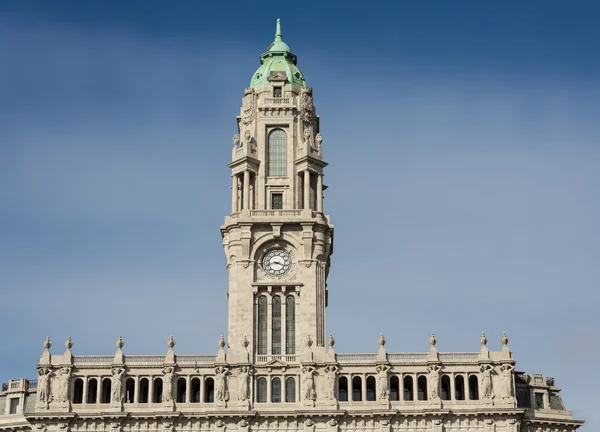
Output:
left=221, top=20, right=333, bottom=365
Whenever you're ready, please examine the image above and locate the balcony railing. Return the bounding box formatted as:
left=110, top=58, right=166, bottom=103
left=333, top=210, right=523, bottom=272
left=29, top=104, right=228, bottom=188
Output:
left=255, top=355, right=297, bottom=364
left=250, top=209, right=303, bottom=217
left=263, top=97, right=291, bottom=105
left=176, top=355, right=217, bottom=363
left=73, top=356, right=113, bottom=364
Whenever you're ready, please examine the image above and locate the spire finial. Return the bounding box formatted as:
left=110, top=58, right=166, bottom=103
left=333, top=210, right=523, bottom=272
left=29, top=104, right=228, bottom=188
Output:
left=275, top=18, right=282, bottom=41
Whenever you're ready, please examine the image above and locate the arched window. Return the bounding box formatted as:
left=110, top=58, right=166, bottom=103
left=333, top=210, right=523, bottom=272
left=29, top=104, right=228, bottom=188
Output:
left=191, top=378, right=201, bottom=403
left=366, top=376, right=376, bottom=401
left=390, top=376, right=399, bottom=401
left=285, top=377, right=296, bottom=402
left=72, top=378, right=83, bottom=404
left=125, top=378, right=135, bottom=403
left=455, top=375, right=465, bottom=400
left=177, top=377, right=187, bottom=403
left=271, top=378, right=281, bottom=403
left=268, top=129, right=287, bottom=176
left=352, top=376, right=362, bottom=401
left=87, top=378, right=98, bottom=404
left=139, top=378, right=149, bottom=403
left=338, top=376, right=348, bottom=402
left=101, top=378, right=111, bottom=404
left=272, top=296, right=282, bottom=355
left=469, top=375, right=479, bottom=400
left=257, top=296, right=267, bottom=355
left=205, top=378, right=214, bottom=403
left=403, top=376, right=413, bottom=401
left=441, top=375, right=451, bottom=400
left=417, top=376, right=428, bottom=400
left=153, top=377, right=163, bottom=403
left=257, top=378, right=267, bottom=403
left=286, top=296, right=296, bottom=354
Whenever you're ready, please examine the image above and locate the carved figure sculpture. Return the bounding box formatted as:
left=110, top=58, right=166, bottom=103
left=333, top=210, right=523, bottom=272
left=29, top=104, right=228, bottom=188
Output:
left=376, top=365, right=391, bottom=399
left=242, top=90, right=255, bottom=126
left=323, top=365, right=338, bottom=400
left=56, top=367, right=71, bottom=403
left=303, top=128, right=313, bottom=148
left=315, top=133, right=322, bottom=149
left=232, top=134, right=240, bottom=148
left=428, top=364, right=442, bottom=400
left=237, top=366, right=252, bottom=401
left=37, top=367, right=52, bottom=404
left=111, top=367, right=126, bottom=403
left=215, top=366, right=230, bottom=401
left=301, top=366, right=316, bottom=401
left=299, top=88, right=313, bottom=124
left=162, top=367, right=174, bottom=402
left=480, top=364, right=494, bottom=399
left=498, top=364, right=514, bottom=400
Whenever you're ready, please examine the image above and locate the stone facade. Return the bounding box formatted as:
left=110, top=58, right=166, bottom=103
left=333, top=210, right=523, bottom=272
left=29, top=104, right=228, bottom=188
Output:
left=0, top=20, right=583, bottom=432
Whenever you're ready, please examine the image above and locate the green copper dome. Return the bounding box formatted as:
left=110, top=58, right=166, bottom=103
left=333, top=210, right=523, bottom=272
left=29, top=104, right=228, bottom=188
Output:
left=250, top=19, right=306, bottom=89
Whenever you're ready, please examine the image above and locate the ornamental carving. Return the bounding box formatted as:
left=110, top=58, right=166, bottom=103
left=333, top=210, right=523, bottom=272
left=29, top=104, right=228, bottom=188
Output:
left=242, top=89, right=256, bottom=126
left=480, top=364, right=494, bottom=400
left=301, top=366, right=316, bottom=402
left=237, top=366, right=252, bottom=403
left=300, top=88, right=313, bottom=124
left=162, top=366, right=174, bottom=402
left=36, top=367, right=53, bottom=406
left=54, top=367, right=71, bottom=404
left=215, top=366, right=230, bottom=401
left=376, top=365, right=391, bottom=400
left=323, top=365, right=338, bottom=401
left=111, top=367, right=126, bottom=404
left=428, top=364, right=442, bottom=400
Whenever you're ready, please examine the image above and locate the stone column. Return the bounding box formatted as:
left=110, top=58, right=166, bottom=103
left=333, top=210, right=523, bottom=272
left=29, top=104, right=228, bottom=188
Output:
left=450, top=373, right=456, bottom=401
left=232, top=174, right=238, bottom=212
left=186, top=376, right=191, bottom=403
left=82, top=378, right=88, bottom=406
left=316, top=174, right=323, bottom=212
left=267, top=295, right=273, bottom=357
left=148, top=377, right=154, bottom=403
left=361, top=374, right=367, bottom=402
left=96, top=376, right=102, bottom=403
left=304, top=170, right=310, bottom=210
left=413, top=375, right=418, bottom=402
left=134, top=376, right=139, bottom=404
left=200, top=376, right=205, bottom=403
left=243, top=171, right=250, bottom=210
left=281, top=296, right=287, bottom=356
left=267, top=376, right=272, bottom=403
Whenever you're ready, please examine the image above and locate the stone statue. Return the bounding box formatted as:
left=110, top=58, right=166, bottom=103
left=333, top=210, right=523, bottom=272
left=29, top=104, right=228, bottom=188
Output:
left=232, top=134, right=240, bottom=148
left=215, top=366, right=230, bottom=401
left=315, top=133, right=322, bottom=149
left=111, top=367, right=126, bottom=403
left=237, top=366, right=252, bottom=402
left=376, top=365, right=391, bottom=399
left=498, top=364, right=514, bottom=400
left=323, top=365, right=338, bottom=400
left=162, top=367, right=174, bottom=402
left=56, top=367, right=71, bottom=403
left=428, top=364, right=442, bottom=400
left=300, top=88, right=313, bottom=124
left=37, top=367, right=52, bottom=404
left=303, top=128, right=313, bottom=148
left=242, top=90, right=255, bottom=126
left=480, top=364, right=494, bottom=400
left=301, top=366, right=316, bottom=401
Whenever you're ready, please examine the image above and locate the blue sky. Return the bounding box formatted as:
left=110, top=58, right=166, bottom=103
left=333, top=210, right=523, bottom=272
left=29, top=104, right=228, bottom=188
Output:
left=1, top=0, right=598, bottom=428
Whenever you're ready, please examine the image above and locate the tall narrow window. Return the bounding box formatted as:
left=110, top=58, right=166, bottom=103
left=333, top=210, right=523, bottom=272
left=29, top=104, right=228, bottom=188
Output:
left=9, top=398, right=19, bottom=414
left=205, top=378, right=214, bottom=403
left=403, top=376, right=413, bottom=401
left=191, top=378, right=200, bottom=403
left=87, top=378, right=98, bottom=404
left=257, top=296, right=267, bottom=355
left=469, top=375, right=479, bottom=400
left=338, top=376, right=348, bottom=401
left=268, top=129, right=287, bottom=176
left=286, top=295, right=295, bottom=354
left=352, top=376, right=362, bottom=401
left=72, top=379, right=83, bottom=404
left=455, top=375, right=465, bottom=400
left=390, top=376, right=399, bottom=401
left=285, top=377, right=296, bottom=402
left=273, top=87, right=282, bottom=97
left=257, top=378, right=267, bottom=403
left=366, top=376, right=376, bottom=401
left=417, top=376, right=428, bottom=400
left=441, top=375, right=451, bottom=400
left=125, top=378, right=135, bottom=403
left=101, top=378, right=111, bottom=404
left=272, top=296, right=282, bottom=355
left=177, top=377, right=187, bottom=403
left=271, top=378, right=282, bottom=403
left=153, top=378, right=163, bottom=403
left=138, top=378, right=149, bottom=403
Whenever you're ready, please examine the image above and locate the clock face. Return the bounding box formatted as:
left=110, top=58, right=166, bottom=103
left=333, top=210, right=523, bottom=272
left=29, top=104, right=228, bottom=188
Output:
left=263, top=249, right=292, bottom=277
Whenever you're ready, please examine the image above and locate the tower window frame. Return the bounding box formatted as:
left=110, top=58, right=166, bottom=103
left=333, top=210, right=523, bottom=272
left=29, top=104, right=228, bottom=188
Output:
left=273, top=86, right=282, bottom=97
left=267, top=129, right=287, bottom=177
left=271, top=192, right=283, bottom=210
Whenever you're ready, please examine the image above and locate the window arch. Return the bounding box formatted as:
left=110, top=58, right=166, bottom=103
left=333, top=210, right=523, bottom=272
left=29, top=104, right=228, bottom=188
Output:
left=417, top=376, right=428, bottom=400
left=455, top=375, right=465, bottom=400
left=153, top=377, right=163, bottom=403
left=285, top=377, right=296, bottom=402
left=87, top=378, right=98, bottom=404
left=268, top=129, right=287, bottom=176
left=139, top=378, right=149, bottom=403
left=366, top=376, right=376, bottom=401
left=125, top=378, right=135, bottom=403
left=72, top=378, right=83, bottom=404
left=403, top=376, right=413, bottom=401
left=352, top=376, right=362, bottom=401
left=469, top=375, right=479, bottom=400
left=441, top=375, right=451, bottom=400
left=338, top=376, right=348, bottom=402
left=257, top=378, right=267, bottom=403
left=286, top=295, right=296, bottom=354
left=191, top=378, right=201, bottom=403
left=257, top=296, right=267, bottom=355
left=176, top=377, right=186, bottom=403
left=271, top=378, right=282, bottom=403
left=101, top=378, right=111, bottom=404
left=390, top=376, right=399, bottom=401
left=272, top=296, right=282, bottom=355
left=205, top=377, right=214, bottom=403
